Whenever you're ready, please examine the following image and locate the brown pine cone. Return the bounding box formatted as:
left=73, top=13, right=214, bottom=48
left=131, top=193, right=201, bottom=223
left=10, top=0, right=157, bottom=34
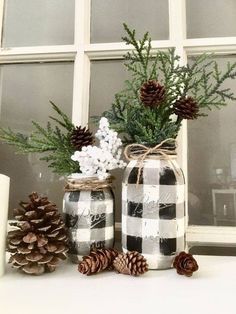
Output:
left=173, top=251, right=199, bottom=277
left=140, top=80, right=165, bottom=108
left=78, top=248, right=119, bottom=275
left=7, top=192, right=68, bottom=275
left=173, top=96, right=199, bottom=119
left=113, top=251, right=148, bottom=276
left=70, top=126, right=94, bottom=150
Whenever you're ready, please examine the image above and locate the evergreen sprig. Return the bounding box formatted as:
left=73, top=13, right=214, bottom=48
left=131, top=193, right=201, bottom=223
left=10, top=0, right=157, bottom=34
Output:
left=0, top=101, right=79, bottom=175
left=102, top=24, right=236, bottom=145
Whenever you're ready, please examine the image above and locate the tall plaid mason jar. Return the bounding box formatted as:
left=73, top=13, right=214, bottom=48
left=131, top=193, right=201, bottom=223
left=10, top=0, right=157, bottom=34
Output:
left=63, top=175, right=115, bottom=263
left=122, top=156, right=186, bottom=269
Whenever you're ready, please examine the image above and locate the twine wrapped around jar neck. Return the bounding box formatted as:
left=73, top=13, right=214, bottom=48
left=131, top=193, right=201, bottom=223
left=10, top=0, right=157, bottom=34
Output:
left=124, top=138, right=180, bottom=184
left=64, top=176, right=113, bottom=192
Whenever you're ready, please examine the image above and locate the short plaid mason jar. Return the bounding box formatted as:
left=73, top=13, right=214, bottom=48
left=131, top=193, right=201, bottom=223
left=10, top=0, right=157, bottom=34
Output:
left=122, top=156, right=186, bottom=269
left=63, top=175, right=115, bottom=263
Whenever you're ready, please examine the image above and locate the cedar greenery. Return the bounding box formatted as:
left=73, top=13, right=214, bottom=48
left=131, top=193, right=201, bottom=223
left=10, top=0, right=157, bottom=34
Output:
left=102, top=24, right=236, bottom=146
left=1, top=25, right=236, bottom=172
left=0, top=102, right=80, bottom=174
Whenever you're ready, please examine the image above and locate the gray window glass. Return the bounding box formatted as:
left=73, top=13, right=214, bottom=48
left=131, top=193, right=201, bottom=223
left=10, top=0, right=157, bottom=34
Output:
left=91, top=0, right=169, bottom=43
left=0, top=62, right=74, bottom=216
left=2, top=0, right=75, bottom=47
left=188, top=56, right=236, bottom=227
left=187, top=0, right=236, bottom=38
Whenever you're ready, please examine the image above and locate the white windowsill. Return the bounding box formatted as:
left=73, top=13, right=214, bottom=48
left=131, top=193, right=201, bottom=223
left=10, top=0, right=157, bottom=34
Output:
left=1, top=254, right=236, bottom=314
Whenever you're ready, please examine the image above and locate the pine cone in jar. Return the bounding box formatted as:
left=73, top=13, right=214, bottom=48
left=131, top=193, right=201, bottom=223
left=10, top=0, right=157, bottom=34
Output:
left=173, top=252, right=199, bottom=277
left=140, top=80, right=165, bottom=108
left=70, top=126, right=94, bottom=150
left=173, top=96, right=199, bottom=119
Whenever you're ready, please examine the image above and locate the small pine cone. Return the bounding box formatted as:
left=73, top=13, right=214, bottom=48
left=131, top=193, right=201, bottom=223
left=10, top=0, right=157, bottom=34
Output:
left=78, top=248, right=119, bottom=275
left=140, top=80, right=165, bottom=108
left=113, top=251, right=148, bottom=276
left=7, top=192, right=68, bottom=275
left=70, top=126, right=94, bottom=150
left=173, top=252, right=199, bottom=277
left=173, top=96, right=199, bottom=119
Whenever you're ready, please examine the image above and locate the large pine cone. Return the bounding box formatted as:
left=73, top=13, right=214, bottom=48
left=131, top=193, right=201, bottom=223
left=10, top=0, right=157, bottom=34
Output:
left=173, top=96, right=199, bottom=119
left=113, top=251, right=148, bottom=276
left=78, top=248, right=119, bottom=275
left=173, top=252, right=199, bottom=277
left=140, top=80, right=165, bottom=108
left=7, top=192, right=68, bottom=275
left=70, top=126, right=94, bottom=150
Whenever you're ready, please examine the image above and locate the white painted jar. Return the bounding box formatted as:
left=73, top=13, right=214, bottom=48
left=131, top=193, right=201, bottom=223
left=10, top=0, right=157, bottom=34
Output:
left=122, top=156, right=186, bottom=270
left=63, top=175, right=114, bottom=263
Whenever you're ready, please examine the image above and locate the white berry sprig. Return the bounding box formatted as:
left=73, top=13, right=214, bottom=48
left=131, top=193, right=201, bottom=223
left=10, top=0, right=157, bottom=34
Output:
left=71, top=117, right=126, bottom=180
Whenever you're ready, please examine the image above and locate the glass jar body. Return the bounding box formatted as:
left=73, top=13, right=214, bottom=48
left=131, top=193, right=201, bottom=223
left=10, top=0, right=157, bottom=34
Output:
left=122, top=157, right=186, bottom=269
left=63, top=180, right=115, bottom=263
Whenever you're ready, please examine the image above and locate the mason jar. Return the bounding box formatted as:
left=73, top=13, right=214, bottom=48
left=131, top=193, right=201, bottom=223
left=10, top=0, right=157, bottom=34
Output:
left=63, top=175, right=115, bottom=263
left=122, top=155, right=185, bottom=269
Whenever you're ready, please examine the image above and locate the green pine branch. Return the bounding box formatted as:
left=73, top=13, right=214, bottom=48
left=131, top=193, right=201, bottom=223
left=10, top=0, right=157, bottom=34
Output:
left=101, top=24, right=236, bottom=145
left=183, top=57, right=236, bottom=108
left=0, top=102, right=80, bottom=175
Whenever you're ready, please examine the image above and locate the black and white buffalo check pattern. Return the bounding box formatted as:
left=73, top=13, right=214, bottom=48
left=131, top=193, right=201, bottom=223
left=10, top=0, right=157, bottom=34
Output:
left=63, top=188, right=114, bottom=262
left=122, top=158, right=185, bottom=269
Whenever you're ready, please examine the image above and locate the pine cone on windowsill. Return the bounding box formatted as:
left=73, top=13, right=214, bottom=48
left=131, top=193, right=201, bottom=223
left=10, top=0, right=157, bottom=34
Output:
left=78, top=248, right=119, bottom=275
left=113, top=251, right=148, bottom=276
left=7, top=192, right=68, bottom=275
left=173, top=251, right=199, bottom=277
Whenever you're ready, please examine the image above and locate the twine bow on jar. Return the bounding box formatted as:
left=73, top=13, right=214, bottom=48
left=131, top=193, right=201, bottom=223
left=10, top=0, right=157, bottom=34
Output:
left=124, top=138, right=180, bottom=184
left=64, top=176, right=113, bottom=192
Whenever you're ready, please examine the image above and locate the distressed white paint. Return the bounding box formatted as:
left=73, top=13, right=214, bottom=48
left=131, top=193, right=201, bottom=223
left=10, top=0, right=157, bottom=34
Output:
left=117, top=222, right=236, bottom=247
left=105, top=226, right=114, bottom=240
left=159, top=217, right=185, bottom=238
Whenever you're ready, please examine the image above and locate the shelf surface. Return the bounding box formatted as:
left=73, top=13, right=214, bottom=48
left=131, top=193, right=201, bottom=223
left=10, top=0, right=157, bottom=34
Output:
left=1, top=255, right=236, bottom=314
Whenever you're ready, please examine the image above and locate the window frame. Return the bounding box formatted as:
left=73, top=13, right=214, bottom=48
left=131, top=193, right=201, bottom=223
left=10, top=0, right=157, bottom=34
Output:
left=1, top=0, right=236, bottom=247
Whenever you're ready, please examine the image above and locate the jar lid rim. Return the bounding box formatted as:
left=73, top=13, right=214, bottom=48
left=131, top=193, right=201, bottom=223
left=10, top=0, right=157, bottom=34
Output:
left=67, top=173, right=111, bottom=180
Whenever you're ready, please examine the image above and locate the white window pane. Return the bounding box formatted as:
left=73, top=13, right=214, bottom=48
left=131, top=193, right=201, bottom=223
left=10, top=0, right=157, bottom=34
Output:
left=188, top=56, right=236, bottom=226
left=2, top=0, right=75, bottom=47
left=91, top=0, right=169, bottom=43
left=0, top=62, right=74, bottom=216
left=187, top=0, right=236, bottom=38
left=89, top=60, right=128, bottom=222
